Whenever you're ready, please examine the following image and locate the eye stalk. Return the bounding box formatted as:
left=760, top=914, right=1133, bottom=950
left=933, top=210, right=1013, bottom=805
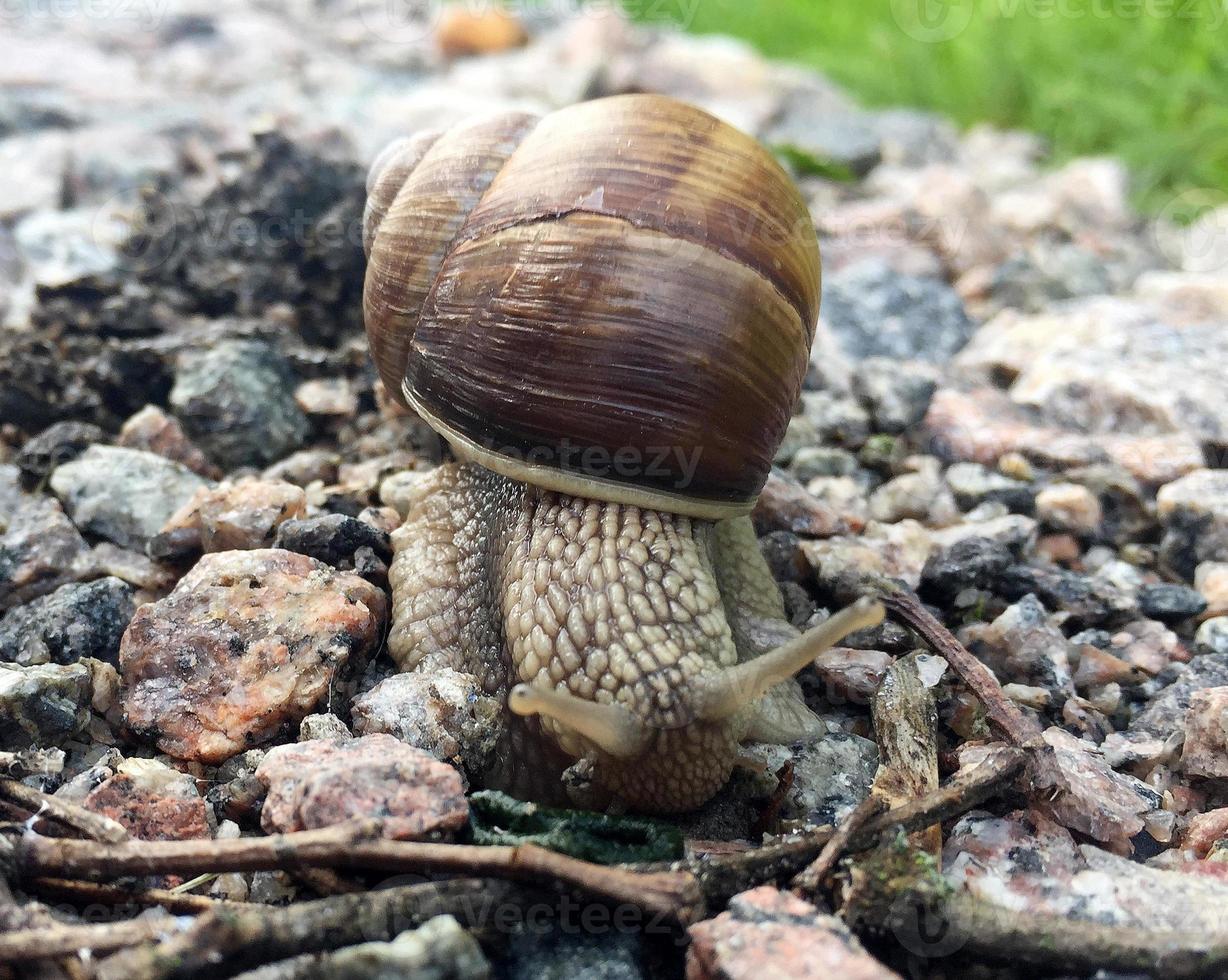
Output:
left=508, top=684, right=654, bottom=760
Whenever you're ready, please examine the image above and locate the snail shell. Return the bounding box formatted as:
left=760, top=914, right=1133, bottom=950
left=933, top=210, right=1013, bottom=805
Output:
left=363, top=94, right=820, bottom=519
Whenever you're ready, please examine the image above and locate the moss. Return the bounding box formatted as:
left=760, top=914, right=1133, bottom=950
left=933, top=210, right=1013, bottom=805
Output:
left=466, top=790, right=684, bottom=864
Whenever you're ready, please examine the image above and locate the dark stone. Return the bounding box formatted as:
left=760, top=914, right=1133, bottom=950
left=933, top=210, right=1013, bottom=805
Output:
left=996, top=563, right=1132, bottom=628
left=758, top=530, right=808, bottom=584
left=16, top=421, right=107, bottom=489
left=921, top=536, right=1013, bottom=603
left=1137, top=583, right=1208, bottom=623
left=170, top=339, right=309, bottom=470
left=821, top=258, right=975, bottom=363
left=273, top=514, right=393, bottom=567
left=0, top=577, right=135, bottom=666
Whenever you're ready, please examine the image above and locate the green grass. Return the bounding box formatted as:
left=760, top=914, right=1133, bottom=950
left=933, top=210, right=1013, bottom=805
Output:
left=629, top=0, right=1228, bottom=214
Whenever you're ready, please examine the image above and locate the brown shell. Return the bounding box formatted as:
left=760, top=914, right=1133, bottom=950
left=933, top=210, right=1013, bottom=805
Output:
left=363, top=94, right=820, bottom=517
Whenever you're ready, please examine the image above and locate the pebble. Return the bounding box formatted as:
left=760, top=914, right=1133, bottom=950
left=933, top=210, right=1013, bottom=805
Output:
left=944, top=462, right=1033, bottom=513
left=149, top=479, right=307, bottom=560
left=1195, top=562, right=1228, bottom=619
left=920, top=535, right=1013, bottom=602
left=790, top=446, right=859, bottom=482
left=325, top=915, right=490, bottom=978
left=1157, top=469, right=1228, bottom=578
left=812, top=648, right=892, bottom=706
left=0, top=660, right=94, bottom=749
left=273, top=513, right=393, bottom=568
left=169, top=339, right=309, bottom=470
left=995, top=561, right=1133, bottom=628
left=1196, top=618, right=1228, bottom=656
left=0, top=577, right=134, bottom=666
left=798, top=390, right=872, bottom=448
left=84, top=758, right=211, bottom=842
left=49, top=445, right=210, bottom=550
left=298, top=712, right=352, bottom=741
left=1181, top=688, right=1228, bottom=779
left=1035, top=482, right=1102, bottom=536
left=119, top=549, right=386, bottom=763
left=1138, top=583, right=1208, bottom=623
left=688, top=886, right=899, bottom=980
left=352, top=669, right=502, bottom=776
left=961, top=594, right=1073, bottom=697
left=850, top=357, right=938, bottom=434
left=821, top=257, right=975, bottom=363
left=117, top=405, right=221, bottom=479
left=256, top=733, right=468, bottom=840
left=15, top=421, right=107, bottom=488
left=801, top=519, right=932, bottom=599
left=1108, top=620, right=1183, bottom=676
left=751, top=470, right=849, bottom=537
left=0, top=495, right=95, bottom=608
left=867, top=461, right=958, bottom=525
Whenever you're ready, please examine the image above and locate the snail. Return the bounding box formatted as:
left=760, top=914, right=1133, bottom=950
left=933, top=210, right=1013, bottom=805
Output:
left=363, top=94, right=884, bottom=813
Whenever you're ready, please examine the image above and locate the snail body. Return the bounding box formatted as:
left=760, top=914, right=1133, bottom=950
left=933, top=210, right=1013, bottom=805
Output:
left=365, top=95, right=881, bottom=812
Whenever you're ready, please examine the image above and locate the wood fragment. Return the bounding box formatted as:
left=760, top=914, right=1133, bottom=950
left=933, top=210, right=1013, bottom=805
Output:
left=845, top=842, right=1228, bottom=978
left=790, top=793, right=886, bottom=895
left=94, top=878, right=509, bottom=980
left=0, top=749, right=64, bottom=781
left=0, top=779, right=128, bottom=843
left=26, top=876, right=233, bottom=914
left=8, top=820, right=704, bottom=925
left=0, top=916, right=192, bottom=963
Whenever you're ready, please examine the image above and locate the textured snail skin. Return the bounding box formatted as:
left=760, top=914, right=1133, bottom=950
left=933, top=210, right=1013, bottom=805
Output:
left=387, top=462, right=827, bottom=813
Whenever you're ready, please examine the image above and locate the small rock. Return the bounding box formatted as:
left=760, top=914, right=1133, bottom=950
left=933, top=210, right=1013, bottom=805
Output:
left=1184, top=807, right=1228, bottom=858
left=867, top=461, right=958, bottom=525
left=1138, top=583, right=1207, bottom=623
left=688, top=885, right=899, bottom=980
left=89, top=542, right=177, bottom=595
left=801, top=520, right=932, bottom=599
left=851, top=357, right=938, bottom=434
left=930, top=510, right=1038, bottom=556
left=149, top=479, right=306, bottom=560
left=50, top=445, right=210, bottom=550
left=169, top=339, right=309, bottom=470
left=16, top=421, right=107, bottom=488
left=1157, top=469, right=1228, bottom=578
left=790, top=446, right=858, bottom=481
left=757, top=531, right=808, bottom=584
left=0, top=660, right=93, bottom=749
left=505, top=926, right=638, bottom=980
left=944, top=462, right=1033, bottom=513
left=1126, top=653, right=1228, bottom=741
left=812, top=648, right=891, bottom=706
left=752, top=470, right=850, bottom=537
left=0, top=494, right=94, bottom=608
left=256, top=734, right=467, bottom=840
left=263, top=449, right=341, bottom=487
left=436, top=6, right=528, bottom=57
left=821, top=258, right=974, bottom=363
left=798, top=391, right=872, bottom=448
left=962, top=594, right=1073, bottom=697
left=1108, top=620, right=1183, bottom=676
left=1035, top=482, right=1102, bottom=536
left=298, top=713, right=351, bottom=741
left=920, top=536, right=1013, bottom=602
left=1197, top=618, right=1228, bottom=656
left=273, top=513, right=393, bottom=568
left=293, top=377, right=358, bottom=418
left=0, top=577, right=134, bottom=666
left=802, top=475, right=869, bottom=528
left=1196, top=562, right=1228, bottom=619
left=120, top=549, right=387, bottom=764
left=352, top=669, right=502, bottom=776
left=327, top=915, right=490, bottom=978
left=995, top=562, right=1132, bottom=628
left=1182, top=687, right=1228, bottom=779
left=117, top=405, right=221, bottom=479
left=84, top=758, right=211, bottom=842
left=773, top=414, right=819, bottom=465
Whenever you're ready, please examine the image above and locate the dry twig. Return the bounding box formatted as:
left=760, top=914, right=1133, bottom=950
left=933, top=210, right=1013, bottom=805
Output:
left=0, top=780, right=128, bottom=844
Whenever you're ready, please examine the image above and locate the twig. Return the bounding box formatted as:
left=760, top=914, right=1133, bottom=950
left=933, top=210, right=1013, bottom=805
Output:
left=9, top=820, right=704, bottom=926
left=845, top=841, right=1228, bottom=978
left=26, top=876, right=232, bottom=914
left=94, top=878, right=509, bottom=980
left=866, top=577, right=1041, bottom=746
left=0, top=749, right=64, bottom=780
left=0, top=916, right=193, bottom=963
left=0, top=780, right=128, bottom=843
left=790, top=793, right=886, bottom=895
left=689, top=746, right=1026, bottom=906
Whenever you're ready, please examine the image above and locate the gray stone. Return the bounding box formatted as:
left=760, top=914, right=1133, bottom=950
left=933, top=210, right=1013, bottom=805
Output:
left=170, top=339, right=309, bottom=470
left=851, top=357, right=938, bottom=434
left=962, top=593, right=1074, bottom=697
left=790, top=446, right=859, bottom=482
left=821, top=258, right=975, bottom=363
left=798, top=391, right=871, bottom=448
left=944, top=462, right=1033, bottom=513
left=1197, top=618, right=1228, bottom=656
left=15, top=422, right=108, bottom=488
left=319, top=915, right=490, bottom=980
left=0, top=493, right=94, bottom=608
left=1157, top=469, right=1228, bottom=580
left=49, top=445, right=209, bottom=549
left=1137, top=583, right=1207, bottom=622
left=0, top=660, right=94, bottom=749
left=0, top=577, right=134, bottom=666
